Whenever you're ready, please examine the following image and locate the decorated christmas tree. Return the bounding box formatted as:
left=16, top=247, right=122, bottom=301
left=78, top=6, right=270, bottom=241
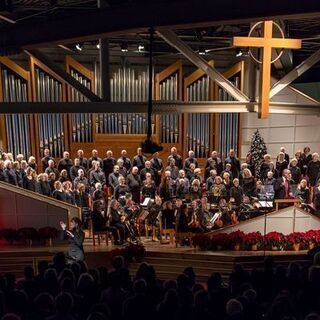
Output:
left=249, top=129, right=267, bottom=177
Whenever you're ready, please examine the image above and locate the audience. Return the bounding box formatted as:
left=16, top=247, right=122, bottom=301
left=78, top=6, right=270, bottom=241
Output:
left=0, top=252, right=316, bottom=320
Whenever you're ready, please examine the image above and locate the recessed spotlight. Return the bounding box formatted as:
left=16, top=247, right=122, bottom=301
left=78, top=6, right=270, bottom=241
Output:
left=121, top=42, right=128, bottom=52
left=198, top=47, right=206, bottom=55
left=236, top=48, right=243, bottom=57
left=75, top=43, right=83, bottom=51
left=138, top=44, right=145, bottom=52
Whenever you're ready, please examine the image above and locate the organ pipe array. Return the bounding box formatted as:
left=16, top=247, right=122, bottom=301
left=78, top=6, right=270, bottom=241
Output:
left=2, top=68, right=31, bottom=158
left=34, top=67, right=65, bottom=158
left=159, top=73, right=179, bottom=144
left=186, top=76, right=210, bottom=158
left=96, top=67, right=155, bottom=135
left=218, top=76, right=240, bottom=159
left=69, top=68, right=93, bottom=143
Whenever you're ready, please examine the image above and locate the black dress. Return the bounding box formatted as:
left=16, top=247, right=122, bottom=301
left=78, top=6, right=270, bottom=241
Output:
left=52, top=190, right=67, bottom=202
left=23, top=177, right=37, bottom=192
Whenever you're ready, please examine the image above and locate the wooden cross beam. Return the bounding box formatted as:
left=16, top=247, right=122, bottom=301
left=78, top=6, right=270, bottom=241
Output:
left=233, top=20, right=301, bottom=118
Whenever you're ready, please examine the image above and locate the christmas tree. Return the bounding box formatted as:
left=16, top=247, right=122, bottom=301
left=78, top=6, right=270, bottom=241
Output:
left=249, top=129, right=267, bottom=177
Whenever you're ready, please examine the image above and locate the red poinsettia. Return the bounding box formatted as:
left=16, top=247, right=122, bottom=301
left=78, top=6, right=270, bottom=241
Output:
left=286, top=232, right=306, bottom=245
left=211, top=233, right=228, bottom=249
left=265, top=231, right=285, bottom=248
left=244, top=232, right=263, bottom=246
left=192, top=234, right=212, bottom=250
left=228, top=231, right=246, bottom=246
left=305, top=230, right=320, bottom=244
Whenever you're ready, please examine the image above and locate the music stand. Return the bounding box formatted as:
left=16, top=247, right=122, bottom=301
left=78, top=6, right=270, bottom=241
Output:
left=259, top=188, right=274, bottom=257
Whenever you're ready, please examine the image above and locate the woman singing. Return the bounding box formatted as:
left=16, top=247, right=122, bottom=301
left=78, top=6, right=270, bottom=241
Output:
left=60, top=217, right=85, bottom=262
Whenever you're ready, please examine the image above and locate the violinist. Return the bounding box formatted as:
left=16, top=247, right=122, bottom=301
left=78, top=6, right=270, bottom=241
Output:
left=145, top=196, right=162, bottom=241
left=109, top=199, right=127, bottom=243
left=177, top=203, right=203, bottom=233
left=218, top=198, right=232, bottom=226
left=123, top=198, right=140, bottom=240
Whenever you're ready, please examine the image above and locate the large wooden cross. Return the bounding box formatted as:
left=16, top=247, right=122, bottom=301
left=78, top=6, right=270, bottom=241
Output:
left=233, top=21, right=301, bottom=118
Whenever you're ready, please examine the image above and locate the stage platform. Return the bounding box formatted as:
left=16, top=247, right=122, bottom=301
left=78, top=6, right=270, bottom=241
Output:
left=0, top=238, right=312, bottom=282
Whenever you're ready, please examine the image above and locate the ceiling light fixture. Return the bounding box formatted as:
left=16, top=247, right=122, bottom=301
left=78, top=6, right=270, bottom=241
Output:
left=75, top=43, right=83, bottom=51
left=198, top=47, right=206, bottom=55
left=236, top=48, right=243, bottom=57
left=138, top=44, right=145, bottom=52
left=121, top=42, right=128, bottom=52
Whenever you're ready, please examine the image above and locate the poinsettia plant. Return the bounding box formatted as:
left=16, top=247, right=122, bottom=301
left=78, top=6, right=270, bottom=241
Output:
left=244, top=232, right=263, bottom=246
left=286, top=232, right=306, bottom=245
left=305, top=230, right=320, bottom=244
left=265, top=231, right=285, bottom=248
left=211, top=233, right=228, bottom=250
left=192, top=233, right=212, bottom=250
left=228, top=231, right=245, bottom=246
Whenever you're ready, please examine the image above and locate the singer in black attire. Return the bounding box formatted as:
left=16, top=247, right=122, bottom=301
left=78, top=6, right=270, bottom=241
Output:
left=60, top=217, right=85, bottom=262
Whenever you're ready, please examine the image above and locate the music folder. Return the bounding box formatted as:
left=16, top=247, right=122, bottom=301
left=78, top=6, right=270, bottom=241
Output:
left=140, top=197, right=153, bottom=207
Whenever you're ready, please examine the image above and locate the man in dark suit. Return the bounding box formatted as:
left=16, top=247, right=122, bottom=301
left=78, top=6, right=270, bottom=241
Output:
left=167, top=147, right=183, bottom=170
left=41, top=148, right=54, bottom=172
left=132, top=147, right=146, bottom=173
left=225, top=149, right=240, bottom=179
left=150, top=152, right=163, bottom=186
left=274, top=169, right=294, bottom=199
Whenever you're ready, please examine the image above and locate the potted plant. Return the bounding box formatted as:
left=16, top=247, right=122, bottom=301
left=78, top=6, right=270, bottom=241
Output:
left=265, top=231, right=285, bottom=250
left=285, top=232, right=305, bottom=251
left=17, top=228, right=38, bottom=246
left=211, top=233, right=228, bottom=250
left=38, top=227, right=59, bottom=246
left=244, top=232, right=263, bottom=251
left=228, top=230, right=245, bottom=251
left=305, top=230, right=320, bottom=249
left=192, top=234, right=212, bottom=250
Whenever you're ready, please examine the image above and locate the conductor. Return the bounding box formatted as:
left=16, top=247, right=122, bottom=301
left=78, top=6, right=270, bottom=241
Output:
left=60, top=217, right=85, bottom=262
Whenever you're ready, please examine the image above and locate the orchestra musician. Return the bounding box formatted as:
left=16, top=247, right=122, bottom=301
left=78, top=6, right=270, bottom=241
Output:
left=91, top=200, right=123, bottom=245
left=145, top=196, right=162, bottom=241
left=109, top=199, right=128, bottom=243
left=209, top=176, right=227, bottom=204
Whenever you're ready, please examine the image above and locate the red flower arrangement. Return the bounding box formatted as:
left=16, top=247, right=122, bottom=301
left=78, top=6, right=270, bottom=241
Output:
left=286, top=232, right=305, bottom=245
left=305, top=230, right=320, bottom=244
left=38, top=227, right=59, bottom=240
left=192, top=229, right=320, bottom=251
left=211, top=233, right=228, bottom=250
left=244, top=232, right=263, bottom=246
left=265, top=231, right=285, bottom=249
left=227, top=231, right=245, bottom=250
left=192, top=234, right=212, bottom=250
